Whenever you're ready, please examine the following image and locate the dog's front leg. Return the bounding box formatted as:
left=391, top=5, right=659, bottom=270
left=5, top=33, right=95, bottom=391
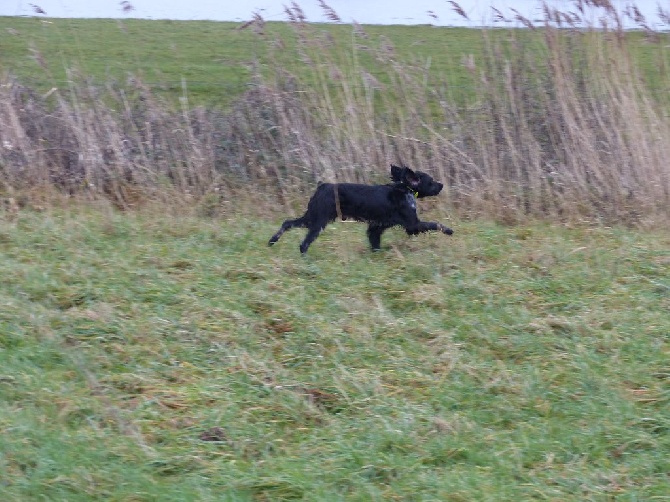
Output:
left=367, top=224, right=392, bottom=250
left=406, top=221, right=453, bottom=236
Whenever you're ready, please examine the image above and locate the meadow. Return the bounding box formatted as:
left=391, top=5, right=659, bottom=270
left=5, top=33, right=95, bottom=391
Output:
left=1, top=1, right=670, bottom=499
left=1, top=207, right=669, bottom=500
left=0, top=14, right=496, bottom=107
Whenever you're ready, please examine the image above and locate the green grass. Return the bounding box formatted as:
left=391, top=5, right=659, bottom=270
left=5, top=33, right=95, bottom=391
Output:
left=1, top=207, right=669, bottom=500
left=2, top=16, right=667, bottom=108
left=0, top=17, right=479, bottom=107
left=0, top=17, right=265, bottom=106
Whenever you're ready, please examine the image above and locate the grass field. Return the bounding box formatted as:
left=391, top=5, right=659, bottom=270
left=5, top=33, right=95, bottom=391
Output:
left=1, top=7, right=669, bottom=498
left=0, top=16, right=485, bottom=107
left=1, top=14, right=666, bottom=107
left=1, top=206, right=668, bottom=500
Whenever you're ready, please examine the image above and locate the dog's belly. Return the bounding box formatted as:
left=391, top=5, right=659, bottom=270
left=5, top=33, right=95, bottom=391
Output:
left=338, top=192, right=416, bottom=223
left=339, top=203, right=401, bottom=225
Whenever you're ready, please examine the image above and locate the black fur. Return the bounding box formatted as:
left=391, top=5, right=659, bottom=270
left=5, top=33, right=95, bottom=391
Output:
left=268, top=164, right=453, bottom=254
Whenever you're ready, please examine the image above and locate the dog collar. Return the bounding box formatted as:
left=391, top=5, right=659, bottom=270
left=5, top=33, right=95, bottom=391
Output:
left=412, top=190, right=418, bottom=198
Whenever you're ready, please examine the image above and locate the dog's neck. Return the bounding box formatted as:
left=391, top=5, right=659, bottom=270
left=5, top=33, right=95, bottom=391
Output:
left=392, top=182, right=419, bottom=199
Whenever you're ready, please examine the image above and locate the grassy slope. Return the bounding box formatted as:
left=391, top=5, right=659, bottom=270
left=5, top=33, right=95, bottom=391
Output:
left=1, top=16, right=666, bottom=108
left=0, top=17, right=263, bottom=106
left=1, top=208, right=668, bottom=500
left=0, top=16, right=486, bottom=106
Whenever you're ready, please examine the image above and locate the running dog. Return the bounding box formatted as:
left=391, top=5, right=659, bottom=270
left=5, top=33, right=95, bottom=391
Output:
left=268, top=164, right=453, bottom=254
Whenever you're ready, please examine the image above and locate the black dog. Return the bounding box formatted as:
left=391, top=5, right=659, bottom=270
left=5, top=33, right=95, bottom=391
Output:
left=268, top=164, right=453, bottom=254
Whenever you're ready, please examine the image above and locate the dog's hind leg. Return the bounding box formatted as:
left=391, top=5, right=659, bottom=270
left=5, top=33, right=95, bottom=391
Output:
left=268, top=216, right=308, bottom=246
left=299, top=220, right=329, bottom=254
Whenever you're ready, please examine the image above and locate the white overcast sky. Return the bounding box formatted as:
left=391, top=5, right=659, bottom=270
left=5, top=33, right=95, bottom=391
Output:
left=0, top=1, right=666, bottom=27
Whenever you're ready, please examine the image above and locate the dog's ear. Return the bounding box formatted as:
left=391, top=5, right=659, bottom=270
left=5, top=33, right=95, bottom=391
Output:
left=391, top=164, right=419, bottom=186
left=390, top=164, right=403, bottom=183
left=403, top=167, right=420, bottom=188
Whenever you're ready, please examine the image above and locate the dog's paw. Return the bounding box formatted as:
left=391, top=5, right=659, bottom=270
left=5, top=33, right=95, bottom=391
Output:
left=440, top=225, right=454, bottom=235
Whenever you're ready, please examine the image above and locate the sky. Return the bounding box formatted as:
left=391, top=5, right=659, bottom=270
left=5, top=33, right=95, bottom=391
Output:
left=0, top=0, right=666, bottom=28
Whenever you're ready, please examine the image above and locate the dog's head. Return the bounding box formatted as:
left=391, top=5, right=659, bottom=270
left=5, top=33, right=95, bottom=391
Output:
left=390, top=164, right=443, bottom=198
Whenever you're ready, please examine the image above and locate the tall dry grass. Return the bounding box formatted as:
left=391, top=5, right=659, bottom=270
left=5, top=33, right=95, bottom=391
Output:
left=1, top=1, right=669, bottom=225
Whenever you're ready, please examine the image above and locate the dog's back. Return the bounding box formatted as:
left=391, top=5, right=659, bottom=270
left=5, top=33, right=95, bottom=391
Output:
left=307, top=183, right=402, bottom=223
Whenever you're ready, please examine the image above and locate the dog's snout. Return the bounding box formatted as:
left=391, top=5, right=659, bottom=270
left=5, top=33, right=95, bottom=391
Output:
left=429, top=182, right=443, bottom=196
